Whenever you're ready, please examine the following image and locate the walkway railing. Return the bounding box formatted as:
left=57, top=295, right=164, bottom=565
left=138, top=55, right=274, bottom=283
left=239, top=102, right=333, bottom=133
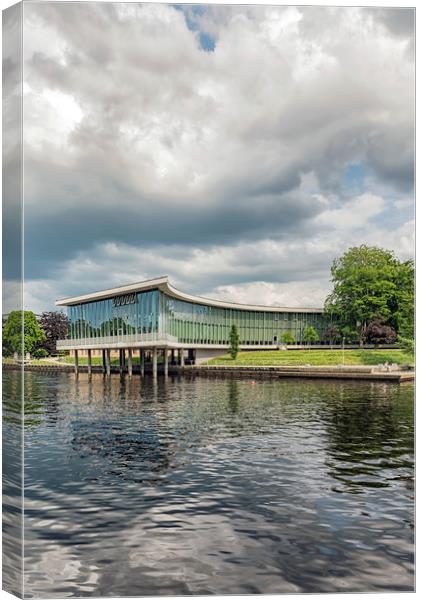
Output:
left=56, top=332, right=178, bottom=349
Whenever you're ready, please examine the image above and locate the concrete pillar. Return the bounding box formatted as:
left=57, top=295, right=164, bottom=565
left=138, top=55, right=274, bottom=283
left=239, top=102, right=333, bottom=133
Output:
left=152, top=347, right=158, bottom=379
left=119, top=349, right=123, bottom=375
left=164, top=349, right=168, bottom=377
left=186, top=348, right=196, bottom=365
left=74, top=350, right=79, bottom=375
left=106, top=349, right=111, bottom=376
left=128, top=348, right=133, bottom=378
left=179, top=348, right=185, bottom=367
left=87, top=349, right=92, bottom=375
left=140, top=349, right=145, bottom=377
left=102, top=349, right=106, bottom=374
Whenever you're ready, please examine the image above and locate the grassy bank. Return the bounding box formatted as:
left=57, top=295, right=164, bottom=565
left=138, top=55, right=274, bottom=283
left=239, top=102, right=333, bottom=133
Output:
left=2, top=357, right=64, bottom=366
left=207, top=349, right=413, bottom=367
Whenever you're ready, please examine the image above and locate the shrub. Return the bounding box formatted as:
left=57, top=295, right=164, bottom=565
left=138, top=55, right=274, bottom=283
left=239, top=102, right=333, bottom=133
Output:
left=32, top=348, right=49, bottom=359
left=281, top=332, right=295, bottom=345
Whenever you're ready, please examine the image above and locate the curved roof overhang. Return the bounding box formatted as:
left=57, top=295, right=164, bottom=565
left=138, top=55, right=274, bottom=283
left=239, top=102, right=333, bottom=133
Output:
left=55, top=275, right=324, bottom=313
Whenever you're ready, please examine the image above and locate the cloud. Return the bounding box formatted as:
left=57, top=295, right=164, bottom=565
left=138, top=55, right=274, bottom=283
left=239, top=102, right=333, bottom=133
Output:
left=9, top=3, right=414, bottom=310
left=314, top=193, right=386, bottom=230
left=15, top=211, right=413, bottom=314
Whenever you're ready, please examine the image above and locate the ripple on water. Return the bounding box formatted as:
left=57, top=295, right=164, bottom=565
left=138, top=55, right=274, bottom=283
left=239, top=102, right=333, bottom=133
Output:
left=2, top=371, right=414, bottom=596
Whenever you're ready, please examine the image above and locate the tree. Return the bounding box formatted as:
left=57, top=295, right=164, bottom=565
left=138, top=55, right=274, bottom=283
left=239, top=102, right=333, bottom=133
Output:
left=360, top=319, right=397, bottom=346
left=398, top=336, right=414, bottom=358
left=281, top=332, right=295, bottom=345
left=303, top=326, right=319, bottom=345
left=391, top=259, right=414, bottom=339
left=325, top=324, right=341, bottom=347
left=229, top=324, right=240, bottom=360
left=39, top=311, right=69, bottom=355
left=3, top=311, right=46, bottom=356
left=325, top=245, right=414, bottom=344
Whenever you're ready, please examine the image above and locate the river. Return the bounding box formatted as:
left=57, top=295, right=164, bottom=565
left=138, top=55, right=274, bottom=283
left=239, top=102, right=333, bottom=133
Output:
left=2, top=371, right=414, bottom=596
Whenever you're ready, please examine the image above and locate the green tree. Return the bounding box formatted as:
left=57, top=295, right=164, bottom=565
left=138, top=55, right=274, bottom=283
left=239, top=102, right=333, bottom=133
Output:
left=229, top=324, right=240, bottom=360
left=3, top=311, right=46, bottom=356
left=302, top=326, right=319, bottom=345
left=391, top=259, right=414, bottom=339
left=398, top=336, right=414, bottom=358
left=281, top=332, right=295, bottom=345
left=325, top=245, right=414, bottom=344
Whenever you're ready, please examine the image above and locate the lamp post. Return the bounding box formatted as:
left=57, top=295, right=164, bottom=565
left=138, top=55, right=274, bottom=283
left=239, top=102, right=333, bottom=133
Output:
left=342, top=336, right=345, bottom=366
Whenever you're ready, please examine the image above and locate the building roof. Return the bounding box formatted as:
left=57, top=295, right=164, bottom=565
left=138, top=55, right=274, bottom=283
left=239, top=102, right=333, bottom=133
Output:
left=55, top=275, right=324, bottom=313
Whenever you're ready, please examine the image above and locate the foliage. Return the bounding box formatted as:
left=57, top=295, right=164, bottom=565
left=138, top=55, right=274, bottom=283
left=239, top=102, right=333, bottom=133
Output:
left=229, top=324, right=240, bottom=360
left=302, top=326, right=319, bottom=345
left=360, top=319, right=397, bottom=346
left=2, top=325, right=13, bottom=356
left=325, top=245, right=414, bottom=343
left=3, top=311, right=46, bottom=355
left=208, top=349, right=413, bottom=367
left=398, top=336, right=414, bottom=357
left=32, top=348, right=49, bottom=359
left=390, top=259, right=414, bottom=339
left=325, top=324, right=341, bottom=345
left=39, top=311, right=69, bottom=355
left=281, top=332, right=295, bottom=345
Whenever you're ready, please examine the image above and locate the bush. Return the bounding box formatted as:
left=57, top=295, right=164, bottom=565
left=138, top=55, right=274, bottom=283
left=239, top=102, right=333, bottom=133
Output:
left=281, top=332, right=295, bottom=345
left=361, top=319, right=397, bottom=345
left=398, top=336, right=414, bottom=357
left=32, top=348, right=49, bottom=359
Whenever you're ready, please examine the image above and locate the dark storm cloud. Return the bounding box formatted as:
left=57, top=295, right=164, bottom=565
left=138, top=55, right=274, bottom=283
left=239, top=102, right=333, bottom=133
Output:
left=375, top=8, right=415, bottom=39
left=23, top=188, right=324, bottom=280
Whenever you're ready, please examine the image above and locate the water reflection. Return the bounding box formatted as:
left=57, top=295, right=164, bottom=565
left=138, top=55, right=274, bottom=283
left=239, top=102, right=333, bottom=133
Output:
left=3, top=371, right=414, bottom=596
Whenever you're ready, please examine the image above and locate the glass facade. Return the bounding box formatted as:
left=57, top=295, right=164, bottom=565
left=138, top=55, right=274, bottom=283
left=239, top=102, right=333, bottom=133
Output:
left=67, top=288, right=331, bottom=345
left=68, top=290, right=159, bottom=340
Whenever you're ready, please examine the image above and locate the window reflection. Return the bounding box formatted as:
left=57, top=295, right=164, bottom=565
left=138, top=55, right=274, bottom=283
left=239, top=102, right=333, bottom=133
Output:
left=67, top=289, right=330, bottom=344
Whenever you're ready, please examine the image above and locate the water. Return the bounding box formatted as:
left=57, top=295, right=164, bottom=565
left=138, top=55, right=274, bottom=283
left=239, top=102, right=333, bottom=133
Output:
left=3, top=371, right=414, bottom=596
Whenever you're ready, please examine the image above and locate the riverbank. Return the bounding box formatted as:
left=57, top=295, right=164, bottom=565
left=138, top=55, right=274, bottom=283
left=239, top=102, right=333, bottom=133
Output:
left=3, top=361, right=414, bottom=382
left=207, top=348, right=413, bottom=367
left=184, top=364, right=414, bottom=383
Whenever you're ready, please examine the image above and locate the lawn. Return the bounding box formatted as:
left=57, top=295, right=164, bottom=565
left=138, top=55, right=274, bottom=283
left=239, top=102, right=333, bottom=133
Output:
left=207, top=348, right=413, bottom=367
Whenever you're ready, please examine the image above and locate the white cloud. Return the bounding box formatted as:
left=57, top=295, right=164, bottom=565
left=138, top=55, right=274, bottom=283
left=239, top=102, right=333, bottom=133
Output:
left=314, top=193, right=386, bottom=230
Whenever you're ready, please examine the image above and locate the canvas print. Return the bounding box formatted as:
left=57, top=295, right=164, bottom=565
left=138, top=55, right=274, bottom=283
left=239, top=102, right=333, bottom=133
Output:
left=2, top=1, right=415, bottom=597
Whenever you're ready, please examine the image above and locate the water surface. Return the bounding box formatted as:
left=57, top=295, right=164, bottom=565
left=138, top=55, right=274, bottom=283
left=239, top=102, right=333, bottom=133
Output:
left=3, top=371, right=414, bottom=596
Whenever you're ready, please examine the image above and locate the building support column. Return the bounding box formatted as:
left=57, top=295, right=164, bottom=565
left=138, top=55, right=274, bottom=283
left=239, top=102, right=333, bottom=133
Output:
left=119, top=349, right=124, bottom=375
left=128, top=348, right=133, bottom=378
left=188, top=349, right=196, bottom=366
left=163, top=349, right=168, bottom=377
left=106, top=349, right=111, bottom=376
left=102, top=349, right=106, bottom=374
left=87, top=349, right=92, bottom=375
left=171, top=349, right=175, bottom=365
left=152, top=347, right=158, bottom=379
left=74, top=350, right=79, bottom=375
left=140, top=349, right=145, bottom=378
left=179, top=348, right=185, bottom=367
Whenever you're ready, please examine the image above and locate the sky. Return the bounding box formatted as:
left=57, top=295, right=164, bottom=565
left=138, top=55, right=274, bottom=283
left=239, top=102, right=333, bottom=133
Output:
left=3, top=2, right=415, bottom=312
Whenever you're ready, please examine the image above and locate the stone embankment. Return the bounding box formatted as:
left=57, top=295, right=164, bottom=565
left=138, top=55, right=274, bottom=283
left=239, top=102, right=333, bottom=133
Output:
left=183, top=364, right=415, bottom=383
left=3, top=362, right=414, bottom=382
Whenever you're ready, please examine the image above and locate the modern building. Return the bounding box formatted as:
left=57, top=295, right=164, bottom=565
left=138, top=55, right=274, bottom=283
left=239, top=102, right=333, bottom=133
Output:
left=56, top=275, right=331, bottom=374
